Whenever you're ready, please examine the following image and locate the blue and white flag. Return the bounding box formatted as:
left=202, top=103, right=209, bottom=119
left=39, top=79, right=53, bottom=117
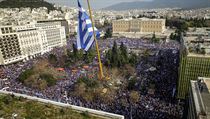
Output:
left=77, top=0, right=100, bottom=51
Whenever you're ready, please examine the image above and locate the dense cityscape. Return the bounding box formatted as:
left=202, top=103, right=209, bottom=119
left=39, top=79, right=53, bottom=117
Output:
left=0, top=0, right=210, bottom=119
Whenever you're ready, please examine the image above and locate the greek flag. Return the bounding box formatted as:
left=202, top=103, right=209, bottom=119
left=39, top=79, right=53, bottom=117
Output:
left=77, top=0, right=100, bottom=51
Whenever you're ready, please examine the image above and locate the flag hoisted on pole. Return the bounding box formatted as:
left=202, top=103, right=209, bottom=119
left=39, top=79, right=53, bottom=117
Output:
left=77, top=0, right=104, bottom=80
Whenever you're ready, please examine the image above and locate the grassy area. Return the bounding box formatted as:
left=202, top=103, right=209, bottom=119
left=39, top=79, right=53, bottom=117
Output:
left=70, top=65, right=137, bottom=103
left=0, top=94, right=102, bottom=119
left=19, top=59, right=67, bottom=90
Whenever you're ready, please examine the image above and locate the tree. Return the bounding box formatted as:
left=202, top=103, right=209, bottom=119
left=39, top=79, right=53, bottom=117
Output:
left=119, top=42, right=129, bottom=65
left=132, top=16, right=136, bottom=19
left=19, top=68, right=34, bottom=83
left=170, top=33, right=175, bottom=40
left=84, top=49, right=95, bottom=63
left=104, top=19, right=111, bottom=26
left=71, top=43, right=83, bottom=61
left=152, top=32, right=156, bottom=39
left=181, top=22, right=189, bottom=31
left=129, top=91, right=140, bottom=104
left=2, top=95, right=13, bottom=105
left=129, top=53, right=138, bottom=66
left=105, top=50, right=112, bottom=66
left=0, top=0, right=56, bottom=11
left=39, top=73, right=56, bottom=87
left=104, top=28, right=112, bottom=39
left=81, top=111, right=91, bottom=118
left=143, top=49, right=150, bottom=58
left=129, top=91, right=140, bottom=119
left=116, top=16, right=123, bottom=20
left=127, top=77, right=137, bottom=90
left=66, top=49, right=74, bottom=66
left=170, top=29, right=183, bottom=42
left=151, top=32, right=160, bottom=43
left=77, top=77, right=99, bottom=88
left=48, top=54, right=57, bottom=65
left=105, top=41, right=139, bottom=68
left=73, top=43, right=78, bottom=59
left=72, top=77, right=99, bottom=102
left=175, top=29, right=182, bottom=42
left=202, top=48, right=206, bottom=55
left=111, top=41, right=119, bottom=67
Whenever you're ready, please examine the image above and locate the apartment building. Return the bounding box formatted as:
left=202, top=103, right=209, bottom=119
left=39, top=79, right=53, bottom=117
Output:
left=37, top=20, right=70, bottom=37
left=35, top=22, right=67, bottom=50
left=0, top=22, right=67, bottom=65
left=15, top=25, right=43, bottom=59
left=178, top=35, right=210, bottom=99
left=0, top=26, right=24, bottom=65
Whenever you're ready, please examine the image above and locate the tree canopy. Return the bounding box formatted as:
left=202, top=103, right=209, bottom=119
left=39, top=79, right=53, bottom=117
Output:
left=104, top=28, right=112, bottom=39
left=105, top=41, right=138, bottom=68
left=66, top=43, right=96, bottom=65
left=0, top=0, right=56, bottom=11
left=151, top=33, right=160, bottom=43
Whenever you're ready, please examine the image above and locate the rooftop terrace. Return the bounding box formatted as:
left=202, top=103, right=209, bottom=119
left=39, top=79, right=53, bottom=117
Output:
left=183, top=35, right=210, bottom=56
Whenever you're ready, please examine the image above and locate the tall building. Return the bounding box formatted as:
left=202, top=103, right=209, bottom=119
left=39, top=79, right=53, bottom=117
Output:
left=178, top=35, right=210, bottom=99
left=0, top=26, right=24, bottom=65
left=15, top=24, right=44, bottom=59
left=37, top=19, right=70, bottom=37
left=188, top=77, right=210, bottom=119
left=112, top=18, right=166, bottom=34
left=0, top=22, right=67, bottom=65
left=35, top=22, right=67, bottom=50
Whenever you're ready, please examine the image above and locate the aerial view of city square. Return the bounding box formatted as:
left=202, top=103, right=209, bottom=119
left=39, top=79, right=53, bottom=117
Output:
left=0, top=0, right=210, bottom=119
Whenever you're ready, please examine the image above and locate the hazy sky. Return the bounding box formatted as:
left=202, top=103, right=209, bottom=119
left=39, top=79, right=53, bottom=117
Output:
left=46, top=0, right=152, bottom=9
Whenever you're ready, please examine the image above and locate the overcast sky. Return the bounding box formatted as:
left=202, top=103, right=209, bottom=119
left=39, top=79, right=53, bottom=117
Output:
left=46, top=0, right=152, bottom=9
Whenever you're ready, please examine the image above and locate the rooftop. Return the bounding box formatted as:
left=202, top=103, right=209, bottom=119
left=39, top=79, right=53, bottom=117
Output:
left=203, top=78, right=210, bottom=92
left=187, top=53, right=210, bottom=58
left=191, top=77, right=210, bottom=119
left=113, top=18, right=165, bottom=22
left=183, top=35, right=210, bottom=56
left=183, top=28, right=210, bottom=56
left=187, top=28, right=210, bottom=37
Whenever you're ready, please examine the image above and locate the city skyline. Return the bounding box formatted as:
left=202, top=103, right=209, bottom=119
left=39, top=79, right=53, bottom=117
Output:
left=46, top=0, right=151, bottom=9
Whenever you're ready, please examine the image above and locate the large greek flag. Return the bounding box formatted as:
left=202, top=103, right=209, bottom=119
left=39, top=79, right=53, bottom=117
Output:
left=77, top=0, right=100, bottom=51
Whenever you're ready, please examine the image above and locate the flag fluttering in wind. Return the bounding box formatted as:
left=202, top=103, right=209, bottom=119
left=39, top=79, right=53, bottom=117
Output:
left=76, top=0, right=104, bottom=80
left=77, top=0, right=100, bottom=51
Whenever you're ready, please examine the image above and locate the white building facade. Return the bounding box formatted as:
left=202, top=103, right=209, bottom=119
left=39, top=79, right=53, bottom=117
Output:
left=0, top=26, right=24, bottom=65
left=35, top=22, right=67, bottom=50
left=15, top=25, right=43, bottom=60
left=0, top=22, right=67, bottom=65
left=112, top=18, right=166, bottom=34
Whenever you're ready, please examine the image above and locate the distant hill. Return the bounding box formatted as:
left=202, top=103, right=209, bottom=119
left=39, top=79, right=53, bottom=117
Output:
left=0, top=0, right=56, bottom=10
left=103, top=0, right=210, bottom=10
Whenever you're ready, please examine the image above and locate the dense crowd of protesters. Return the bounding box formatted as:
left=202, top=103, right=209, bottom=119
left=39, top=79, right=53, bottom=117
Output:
left=0, top=38, right=183, bottom=119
